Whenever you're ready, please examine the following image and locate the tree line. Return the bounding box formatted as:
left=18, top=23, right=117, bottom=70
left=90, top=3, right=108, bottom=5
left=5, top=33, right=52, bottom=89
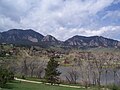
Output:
left=0, top=51, right=120, bottom=89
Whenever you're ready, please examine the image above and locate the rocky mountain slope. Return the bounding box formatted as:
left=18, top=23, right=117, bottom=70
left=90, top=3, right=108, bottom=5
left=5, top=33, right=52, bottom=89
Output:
left=0, top=29, right=44, bottom=44
left=0, top=29, right=120, bottom=48
left=64, top=35, right=120, bottom=48
left=41, top=35, right=62, bottom=45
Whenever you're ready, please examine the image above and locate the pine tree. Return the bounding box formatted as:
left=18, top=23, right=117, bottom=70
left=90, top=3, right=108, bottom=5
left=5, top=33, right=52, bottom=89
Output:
left=0, top=67, right=14, bottom=88
left=45, top=56, right=61, bottom=85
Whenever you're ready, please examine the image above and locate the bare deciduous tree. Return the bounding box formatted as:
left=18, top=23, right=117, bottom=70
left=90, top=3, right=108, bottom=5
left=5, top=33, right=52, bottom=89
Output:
left=66, top=69, right=79, bottom=84
left=28, top=60, right=37, bottom=77
left=21, top=57, right=29, bottom=77
left=36, top=61, right=45, bottom=78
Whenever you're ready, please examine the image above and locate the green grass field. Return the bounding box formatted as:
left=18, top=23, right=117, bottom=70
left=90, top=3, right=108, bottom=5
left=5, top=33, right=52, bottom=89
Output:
left=1, top=81, right=86, bottom=90
left=2, top=80, right=116, bottom=90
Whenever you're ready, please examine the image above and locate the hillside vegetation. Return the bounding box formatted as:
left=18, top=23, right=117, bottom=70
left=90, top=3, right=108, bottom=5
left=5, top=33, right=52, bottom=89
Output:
left=1, top=44, right=120, bottom=89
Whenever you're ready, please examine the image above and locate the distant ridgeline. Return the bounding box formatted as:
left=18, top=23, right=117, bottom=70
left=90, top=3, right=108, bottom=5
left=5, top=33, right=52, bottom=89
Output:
left=0, top=29, right=120, bottom=49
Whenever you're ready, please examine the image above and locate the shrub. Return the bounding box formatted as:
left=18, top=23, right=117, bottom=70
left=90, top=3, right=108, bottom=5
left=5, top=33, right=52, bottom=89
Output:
left=110, top=85, right=119, bottom=90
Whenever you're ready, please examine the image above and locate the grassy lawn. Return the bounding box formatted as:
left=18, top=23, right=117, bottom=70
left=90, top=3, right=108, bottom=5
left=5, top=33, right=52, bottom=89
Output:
left=1, top=80, right=113, bottom=90
left=1, top=81, right=86, bottom=90
left=8, top=78, right=109, bottom=90
left=25, top=77, right=43, bottom=82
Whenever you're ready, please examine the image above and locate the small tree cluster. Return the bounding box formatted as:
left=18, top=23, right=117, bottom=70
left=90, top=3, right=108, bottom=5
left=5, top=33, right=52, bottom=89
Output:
left=0, top=67, right=14, bottom=88
left=20, top=57, right=45, bottom=79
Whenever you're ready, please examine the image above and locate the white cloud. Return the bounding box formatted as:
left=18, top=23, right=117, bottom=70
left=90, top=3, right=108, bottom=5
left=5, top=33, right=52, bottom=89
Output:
left=49, top=26, right=120, bottom=41
left=0, top=0, right=119, bottom=40
left=0, top=15, right=20, bottom=30
left=102, top=10, right=120, bottom=20
left=19, top=0, right=115, bottom=30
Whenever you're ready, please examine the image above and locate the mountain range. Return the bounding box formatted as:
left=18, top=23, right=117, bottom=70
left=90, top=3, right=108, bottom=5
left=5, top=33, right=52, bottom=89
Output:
left=0, top=29, right=120, bottom=49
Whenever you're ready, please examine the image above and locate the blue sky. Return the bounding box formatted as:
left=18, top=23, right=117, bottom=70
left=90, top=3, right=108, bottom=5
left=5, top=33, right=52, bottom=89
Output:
left=0, top=0, right=120, bottom=40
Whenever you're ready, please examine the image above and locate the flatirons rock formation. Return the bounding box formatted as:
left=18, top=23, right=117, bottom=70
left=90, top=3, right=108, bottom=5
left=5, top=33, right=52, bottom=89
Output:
left=41, top=35, right=61, bottom=45
left=0, top=29, right=44, bottom=44
left=0, top=29, right=120, bottom=48
left=64, top=35, right=120, bottom=48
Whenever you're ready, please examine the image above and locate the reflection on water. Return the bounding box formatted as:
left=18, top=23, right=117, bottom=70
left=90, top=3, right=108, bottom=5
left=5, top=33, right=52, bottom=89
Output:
left=59, top=66, right=120, bottom=85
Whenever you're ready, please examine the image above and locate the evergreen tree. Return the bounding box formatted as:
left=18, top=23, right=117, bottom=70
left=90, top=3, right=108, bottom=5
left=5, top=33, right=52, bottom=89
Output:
left=0, top=67, right=14, bottom=88
left=0, top=68, right=7, bottom=88
left=45, top=56, right=61, bottom=85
